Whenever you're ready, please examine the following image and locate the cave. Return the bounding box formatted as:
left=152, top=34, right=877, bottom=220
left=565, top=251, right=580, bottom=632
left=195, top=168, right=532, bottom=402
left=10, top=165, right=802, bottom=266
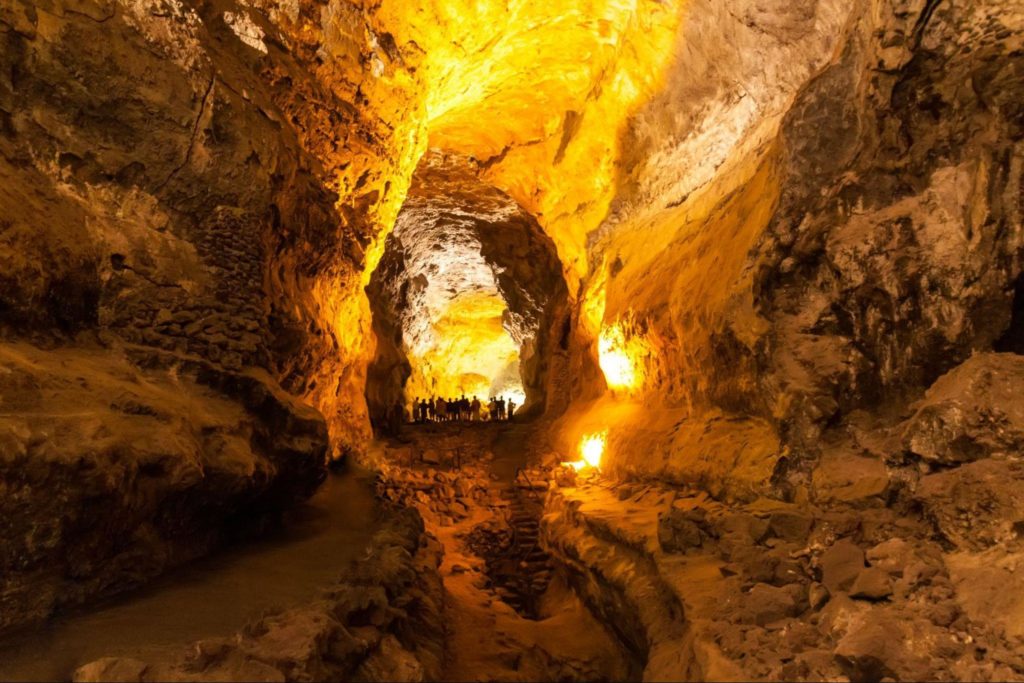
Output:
left=1, top=1, right=1024, bottom=681
left=364, top=151, right=570, bottom=430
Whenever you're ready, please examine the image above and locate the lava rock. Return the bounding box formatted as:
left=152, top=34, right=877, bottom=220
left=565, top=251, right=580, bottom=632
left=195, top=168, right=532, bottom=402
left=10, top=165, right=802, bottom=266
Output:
left=901, top=354, right=1024, bottom=465
left=658, top=507, right=714, bottom=553
left=819, top=539, right=865, bottom=594
left=738, top=583, right=803, bottom=626
left=849, top=568, right=892, bottom=601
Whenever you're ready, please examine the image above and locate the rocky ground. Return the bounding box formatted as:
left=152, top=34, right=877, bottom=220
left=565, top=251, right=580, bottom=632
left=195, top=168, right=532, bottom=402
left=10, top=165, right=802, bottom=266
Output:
left=544, top=354, right=1024, bottom=681
left=372, top=422, right=633, bottom=682
left=51, top=360, right=1024, bottom=682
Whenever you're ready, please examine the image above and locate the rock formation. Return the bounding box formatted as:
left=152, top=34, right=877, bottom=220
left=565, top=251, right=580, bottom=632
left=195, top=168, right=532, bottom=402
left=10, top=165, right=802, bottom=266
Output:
left=2, top=0, right=1024, bottom=680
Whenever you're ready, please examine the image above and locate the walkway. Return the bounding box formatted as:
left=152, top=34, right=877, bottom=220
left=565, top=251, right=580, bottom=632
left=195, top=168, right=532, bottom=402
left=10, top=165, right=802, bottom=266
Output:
left=0, top=470, right=380, bottom=681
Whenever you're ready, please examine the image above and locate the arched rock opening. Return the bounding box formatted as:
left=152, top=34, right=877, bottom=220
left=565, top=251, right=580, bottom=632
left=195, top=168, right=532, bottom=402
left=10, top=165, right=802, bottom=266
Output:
left=365, top=153, right=570, bottom=428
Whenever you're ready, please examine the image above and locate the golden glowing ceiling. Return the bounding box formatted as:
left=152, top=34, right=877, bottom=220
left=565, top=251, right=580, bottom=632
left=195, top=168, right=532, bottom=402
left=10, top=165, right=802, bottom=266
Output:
left=363, top=0, right=683, bottom=286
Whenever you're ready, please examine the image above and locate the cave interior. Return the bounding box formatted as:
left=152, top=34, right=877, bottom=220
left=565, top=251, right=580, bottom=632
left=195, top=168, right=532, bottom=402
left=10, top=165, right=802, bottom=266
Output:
left=1, top=0, right=1024, bottom=681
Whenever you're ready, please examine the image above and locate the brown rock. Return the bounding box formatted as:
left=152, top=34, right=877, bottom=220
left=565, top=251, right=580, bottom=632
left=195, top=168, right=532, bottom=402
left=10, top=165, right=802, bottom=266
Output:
left=834, top=622, right=902, bottom=683
left=901, top=354, right=1024, bottom=465
left=820, top=539, right=865, bottom=594
left=864, top=538, right=912, bottom=576
left=73, top=658, right=149, bottom=683
left=738, top=583, right=801, bottom=626
left=916, top=458, right=1024, bottom=550
left=849, top=568, right=892, bottom=601
left=808, top=582, right=830, bottom=610
left=812, top=451, right=889, bottom=504
left=768, top=511, right=813, bottom=543
left=658, top=507, right=709, bottom=553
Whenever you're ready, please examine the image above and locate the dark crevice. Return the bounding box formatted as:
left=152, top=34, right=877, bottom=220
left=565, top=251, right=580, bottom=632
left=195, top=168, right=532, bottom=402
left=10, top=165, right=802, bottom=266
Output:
left=994, top=274, right=1024, bottom=354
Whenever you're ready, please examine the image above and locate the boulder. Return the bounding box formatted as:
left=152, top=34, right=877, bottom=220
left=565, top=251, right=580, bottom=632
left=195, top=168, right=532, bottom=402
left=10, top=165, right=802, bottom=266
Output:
left=768, top=511, right=813, bottom=543
left=819, top=539, right=865, bottom=594
left=916, top=458, right=1024, bottom=550
left=849, top=568, right=892, bottom=601
left=864, top=538, right=913, bottom=576
left=834, top=622, right=903, bottom=683
left=658, top=507, right=712, bottom=553
left=812, top=451, right=888, bottom=504
left=738, top=583, right=803, bottom=625
left=73, top=658, right=149, bottom=683
left=901, top=354, right=1024, bottom=465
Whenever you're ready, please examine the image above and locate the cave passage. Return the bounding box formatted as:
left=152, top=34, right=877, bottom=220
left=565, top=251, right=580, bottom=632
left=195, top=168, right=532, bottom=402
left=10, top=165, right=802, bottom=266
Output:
left=2, top=0, right=1023, bottom=681
left=365, top=152, right=570, bottom=430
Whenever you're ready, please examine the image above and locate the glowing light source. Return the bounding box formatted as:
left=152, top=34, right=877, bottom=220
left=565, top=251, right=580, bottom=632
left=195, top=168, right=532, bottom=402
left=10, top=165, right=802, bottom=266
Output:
left=564, top=431, right=607, bottom=472
left=598, top=322, right=646, bottom=392
left=405, top=291, right=520, bottom=400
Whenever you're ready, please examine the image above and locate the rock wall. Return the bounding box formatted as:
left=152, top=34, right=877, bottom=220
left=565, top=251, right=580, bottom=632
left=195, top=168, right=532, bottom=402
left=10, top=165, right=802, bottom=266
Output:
left=0, top=0, right=387, bottom=630
left=558, top=0, right=1024, bottom=501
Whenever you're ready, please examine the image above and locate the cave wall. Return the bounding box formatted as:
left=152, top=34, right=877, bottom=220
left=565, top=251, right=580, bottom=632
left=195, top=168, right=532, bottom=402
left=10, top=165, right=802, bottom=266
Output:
left=0, top=0, right=398, bottom=630
left=555, top=0, right=1024, bottom=503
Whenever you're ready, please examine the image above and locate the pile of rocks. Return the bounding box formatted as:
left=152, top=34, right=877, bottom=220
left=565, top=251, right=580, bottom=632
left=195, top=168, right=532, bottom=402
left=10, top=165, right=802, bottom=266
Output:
left=545, top=475, right=1024, bottom=681
left=376, top=462, right=489, bottom=527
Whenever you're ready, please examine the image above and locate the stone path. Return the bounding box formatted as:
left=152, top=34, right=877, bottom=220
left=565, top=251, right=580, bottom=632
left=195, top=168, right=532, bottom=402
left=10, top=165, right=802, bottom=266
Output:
left=378, top=421, right=634, bottom=681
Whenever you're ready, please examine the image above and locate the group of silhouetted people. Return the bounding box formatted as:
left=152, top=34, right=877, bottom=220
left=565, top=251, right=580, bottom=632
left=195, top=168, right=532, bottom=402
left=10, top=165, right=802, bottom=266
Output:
left=411, top=395, right=516, bottom=423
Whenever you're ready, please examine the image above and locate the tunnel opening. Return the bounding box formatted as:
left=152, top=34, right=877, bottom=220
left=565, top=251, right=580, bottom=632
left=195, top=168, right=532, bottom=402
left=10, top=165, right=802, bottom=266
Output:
left=365, top=152, right=570, bottom=434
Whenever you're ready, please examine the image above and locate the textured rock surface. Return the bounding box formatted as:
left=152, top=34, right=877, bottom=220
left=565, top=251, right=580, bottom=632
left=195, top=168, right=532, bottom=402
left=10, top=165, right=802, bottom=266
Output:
left=542, top=0, right=1024, bottom=507
left=72, top=505, right=445, bottom=682
left=0, top=342, right=327, bottom=632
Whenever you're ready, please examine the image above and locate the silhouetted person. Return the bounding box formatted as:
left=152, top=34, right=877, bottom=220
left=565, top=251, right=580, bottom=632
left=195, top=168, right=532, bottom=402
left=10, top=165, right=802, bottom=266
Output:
left=497, top=396, right=506, bottom=421
left=507, top=399, right=516, bottom=420
left=471, top=396, right=481, bottom=421
left=437, top=397, right=447, bottom=422
left=427, top=397, right=436, bottom=421
left=459, top=394, right=468, bottom=420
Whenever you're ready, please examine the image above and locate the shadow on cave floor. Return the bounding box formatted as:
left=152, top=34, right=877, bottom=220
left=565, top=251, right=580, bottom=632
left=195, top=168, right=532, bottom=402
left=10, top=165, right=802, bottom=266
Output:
left=0, top=471, right=381, bottom=682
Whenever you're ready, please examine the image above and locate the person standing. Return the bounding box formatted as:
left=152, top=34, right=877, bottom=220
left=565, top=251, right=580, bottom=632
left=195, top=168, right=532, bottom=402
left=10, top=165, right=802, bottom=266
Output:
left=471, top=396, right=481, bottom=421
left=507, top=400, right=516, bottom=421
